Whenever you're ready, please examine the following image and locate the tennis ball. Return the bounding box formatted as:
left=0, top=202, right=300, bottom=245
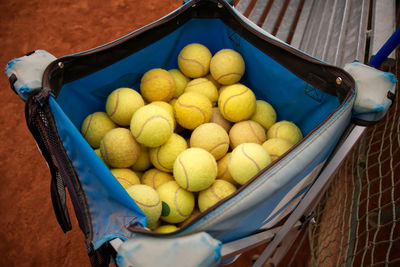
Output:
left=141, top=168, right=174, bottom=189
left=184, top=78, right=218, bottom=105
left=216, top=153, right=237, bottom=185
left=262, top=138, right=293, bottom=161
left=126, top=184, right=162, bottom=228
left=228, top=143, right=271, bottom=185
left=190, top=123, right=229, bottom=160
left=94, top=148, right=110, bottom=168
left=198, top=180, right=237, bottom=212
left=250, top=100, right=277, bottom=130
left=149, top=101, right=176, bottom=129
left=110, top=168, right=140, bottom=189
left=131, top=145, right=152, bottom=172
left=229, top=120, right=267, bottom=149
left=178, top=43, right=212, bottom=78
left=218, top=84, right=256, bottom=122
left=81, top=112, right=116, bottom=148
left=100, top=128, right=141, bottom=168
left=149, top=220, right=161, bottom=230
left=210, top=49, right=245, bottom=85
left=174, top=92, right=212, bottom=130
left=105, top=88, right=145, bottom=126
left=140, top=68, right=175, bottom=102
left=149, top=133, right=188, bottom=172
left=134, top=171, right=144, bottom=179
left=173, top=148, right=217, bottom=192
left=178, top=209, right=201, bottom=227
left=157, top=181, right=195, bottom=223
left=210, top=107, right=232, bottom=133
left=168, top=69, right=189, bottom=98
left=205, top=73, right=221, bottom=89
left=130, top=105, right=174, bottom=147
left=154, top=224, right=179, bottom=233
left=267, top=121, right=303, bottom=145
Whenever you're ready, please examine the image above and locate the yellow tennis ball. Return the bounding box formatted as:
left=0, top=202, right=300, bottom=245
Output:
left=184, top=78, right=219, bottom=105
left=149, top=133, right=188, bottom=172
left=140, top=68, right=175, bottom=102
left=149, top=101, right=176, bottom=130
left=210, top=107, right=232, bottom=133
left=173, top=148, right=217, bottom=192
left=250, top=100, right=277, bottom=130
left=154, top=224, right=179, bottom=233
left=178, top=43, right=212, bottom=78
left=168, top=69, right=189, bottom=98
left=110, top=168, right=141, bottom=189
left=198, top=180, right=237, bottom=212
left=157, top=181, right=195, bottom=223
left=267, top=121, right=303, bottom=145
left=262, top=138, right=293, bottom=161
left=210, top=49, right=245, bottom=85
left=216, top=153, right=237, bottom=185
left=190, top=123, right=229, bottom=160
left=228, top=143, right=271, bottom=185
left=218, top=84, right=256, bottom=122
left=174, top=92, right=212, bottom=130
left=149, top=220, right=161, bottom=230
left=134, top=171, right=144, bottom=180
left=81, top=112, right=117, bottom=148
left=94, top=148, right=110, bottom=168
left=105, top=88, right=145, bottom=126
left=229, top=120, right=267, bottom=149
left=126, top=184, right=162, bottom=228
left=100, top=128, right=141, bottom=168
left=131, top=145, right=152, bottom=172
left=141, top=168, right=174, bottom=189
left=130, top=105, right=174, bottom=147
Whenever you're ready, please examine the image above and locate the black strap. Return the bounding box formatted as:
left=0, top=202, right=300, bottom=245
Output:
left=50, top=171, right=72, bottom=233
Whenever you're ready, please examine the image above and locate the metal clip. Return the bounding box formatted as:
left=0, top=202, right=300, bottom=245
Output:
left=298, top=210, right=316, bottom=230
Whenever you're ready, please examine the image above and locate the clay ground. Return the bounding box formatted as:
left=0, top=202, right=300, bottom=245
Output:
left=0, top=1, right=308, bottom=266
left=0, top=1, right=182, bottom=266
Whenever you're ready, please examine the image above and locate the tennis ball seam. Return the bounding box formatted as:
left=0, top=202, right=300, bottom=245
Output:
left=248, top=121, right=264, bottom=143
left=178, top=54, right=206, bottom=75
left=222, top=88, right=249, bottom=120
left=186, top=79, right=209, bottom=87
left=210, top=184, right=222, bottom=201
left=134, top=115, right=171, bottom=139
left=177, top=157, right=190, bottom=189
left=109, top=89, right=120, bottom=117
left=241, top=145, right=261, bottom=172
left=116, top=177, right=135, bottom=187
left=150, top=171, right=158, bottom=188
left=156, top=147, right=172, bottom=171
left=82, top=114, right=93, bottom=138
left=219, top=166, right=229, bottom=179
left=176, top=100, right=206, bottom=123
left=174, top=188, right=187, bottom=217
left=216, top=72, right=242, bottom=83
left=134, top=198, right=161, bottom=208
left=208, top=142, right=229, bottom=154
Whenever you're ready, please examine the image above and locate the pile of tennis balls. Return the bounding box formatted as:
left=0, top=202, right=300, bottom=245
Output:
left=80, top=43, right=303, bottom=233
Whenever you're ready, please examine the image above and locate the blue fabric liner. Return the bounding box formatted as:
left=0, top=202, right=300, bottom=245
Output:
left=54, top=18, right=341, bottom=247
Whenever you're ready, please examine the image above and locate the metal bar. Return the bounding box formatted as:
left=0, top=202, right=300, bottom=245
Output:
left=253, top=125, right=367, bottom=267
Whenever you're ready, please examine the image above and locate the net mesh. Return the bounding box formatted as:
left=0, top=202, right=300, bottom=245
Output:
left=283, top=52, right=400, bottom=266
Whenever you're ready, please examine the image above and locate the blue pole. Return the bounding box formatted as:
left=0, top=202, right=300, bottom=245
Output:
left=369, top=26, right=400, bottom=68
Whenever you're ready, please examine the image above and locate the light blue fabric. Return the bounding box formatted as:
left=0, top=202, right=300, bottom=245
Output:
left=344, top=61, right=397, bottom=123
left=5, top=50, right=56, bottom=101
left=116, top=232, right=221, bottom=267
